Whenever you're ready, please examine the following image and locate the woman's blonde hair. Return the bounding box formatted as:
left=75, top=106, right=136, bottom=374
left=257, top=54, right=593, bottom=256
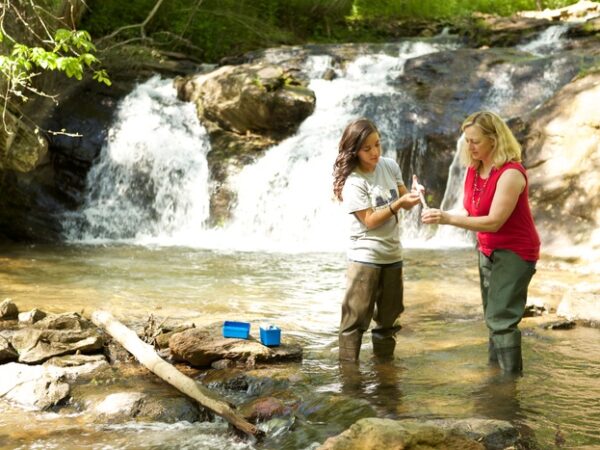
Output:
left=459, top=111, right=521, bottom=168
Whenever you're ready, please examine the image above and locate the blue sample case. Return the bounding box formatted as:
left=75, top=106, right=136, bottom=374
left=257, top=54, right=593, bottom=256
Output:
left=222, top=321, right=250, bottom=339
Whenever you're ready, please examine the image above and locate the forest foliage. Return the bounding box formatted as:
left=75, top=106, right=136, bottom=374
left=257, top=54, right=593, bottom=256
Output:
left=0, top=0, right=595, bottom=124
left=82, top=0, right=592, bottom=63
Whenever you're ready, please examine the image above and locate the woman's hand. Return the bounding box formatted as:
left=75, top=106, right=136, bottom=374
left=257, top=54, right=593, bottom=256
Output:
left=399, top=192, right=421, bottom=210
left=421, top=208, right=448, bottom=224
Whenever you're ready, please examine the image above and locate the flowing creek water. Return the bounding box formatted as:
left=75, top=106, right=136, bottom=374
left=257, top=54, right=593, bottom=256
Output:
left=1, top=243, right=599, bottom=449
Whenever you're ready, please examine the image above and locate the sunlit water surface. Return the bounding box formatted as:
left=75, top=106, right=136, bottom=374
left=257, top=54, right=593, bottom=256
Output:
left=1, top=243, right=599, bottom=449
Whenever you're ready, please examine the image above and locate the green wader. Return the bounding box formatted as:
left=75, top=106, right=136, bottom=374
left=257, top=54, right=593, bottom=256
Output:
left=479, top=250, right=536, bottom=374
left=339, top=261, right=404, bottom=361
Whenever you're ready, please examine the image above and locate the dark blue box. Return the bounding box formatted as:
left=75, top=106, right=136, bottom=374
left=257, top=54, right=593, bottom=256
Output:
left=222, top=321, right=250, bottom=339
left=260, top=325, right=281, bottom=347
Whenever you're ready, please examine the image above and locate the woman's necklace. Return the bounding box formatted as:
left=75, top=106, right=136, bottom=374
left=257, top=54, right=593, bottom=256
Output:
left=472, top=167, right=494, bottom=209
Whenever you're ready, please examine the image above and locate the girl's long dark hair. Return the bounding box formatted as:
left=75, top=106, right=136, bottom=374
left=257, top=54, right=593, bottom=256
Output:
left=332, top=118, right=379, bottom=201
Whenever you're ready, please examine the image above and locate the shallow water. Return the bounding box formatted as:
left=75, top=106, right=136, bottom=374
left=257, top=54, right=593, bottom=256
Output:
left=1, top=243, right=599, bottom=449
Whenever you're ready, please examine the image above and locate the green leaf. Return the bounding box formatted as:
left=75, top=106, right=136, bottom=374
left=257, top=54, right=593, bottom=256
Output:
left=93, top=69, right=112, bottom=86
left=80, top=53, right=98, bottom=67
left=54, top=28, right=72, bottom=43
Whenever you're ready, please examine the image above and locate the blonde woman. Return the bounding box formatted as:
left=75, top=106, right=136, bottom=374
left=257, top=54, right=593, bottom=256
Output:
left=422, top=111, right=540, bottom=374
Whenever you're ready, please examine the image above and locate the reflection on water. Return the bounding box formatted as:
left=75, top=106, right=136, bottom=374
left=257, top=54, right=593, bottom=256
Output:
left=1, top=243, right=599, bottom=449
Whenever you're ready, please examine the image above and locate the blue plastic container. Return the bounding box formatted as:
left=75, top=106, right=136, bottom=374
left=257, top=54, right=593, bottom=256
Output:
left=260, top=325, right=281, bottom=347
left=222, top=321, right=250, bottom=339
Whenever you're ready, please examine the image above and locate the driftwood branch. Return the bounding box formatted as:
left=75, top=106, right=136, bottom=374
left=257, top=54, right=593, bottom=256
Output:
left=91, top=310, right=263, bottom=439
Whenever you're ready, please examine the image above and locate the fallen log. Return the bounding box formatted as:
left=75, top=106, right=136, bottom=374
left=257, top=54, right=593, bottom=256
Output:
left=91, top=310, right=263, bottom=439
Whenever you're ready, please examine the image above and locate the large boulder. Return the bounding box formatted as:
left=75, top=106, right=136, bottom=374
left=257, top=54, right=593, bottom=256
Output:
left=0, top=335, right=18, bottom=363
left=0, top=357, right=107, bottom=410
left=0, top=299, right=19, bottom=320
left=522, top=72, right=600, bottom=261
left=169, top=322, right=302, bottom=368
left=86, top=391, right=202, bottom=424
left=317, top=417, right=485, bottom=450
left=175, top=63, right=316, bottom=225
left=179, top=64, right=315, bottom=139
left=0, top=109, right=48, bottom=173
left=9, top=312, right=104, bottom=364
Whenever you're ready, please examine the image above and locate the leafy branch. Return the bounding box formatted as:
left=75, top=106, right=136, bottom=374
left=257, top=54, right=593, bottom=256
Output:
left=0, top=0, right=110, bottom=134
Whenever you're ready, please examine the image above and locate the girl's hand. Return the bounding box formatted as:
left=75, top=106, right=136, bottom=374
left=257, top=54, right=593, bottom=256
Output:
left=421, top=208, right=447, bottom=224
left=400, top=192, right=421, bottom=209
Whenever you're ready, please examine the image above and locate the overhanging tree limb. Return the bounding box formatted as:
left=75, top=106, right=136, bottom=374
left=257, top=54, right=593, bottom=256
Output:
left=99, top=0, right=165, bottom=42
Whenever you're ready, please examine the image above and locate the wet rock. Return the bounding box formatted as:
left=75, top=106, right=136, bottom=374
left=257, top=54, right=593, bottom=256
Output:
left=18, top=308, right=47, bottom=324
left=183, top=63, right=315, bottom=137
left=211, top=359, right=235, bottom=369
left=0, top=335, right=18, bottom=363
left=418, top=418, right=520, bottom=450
left=0, top=109, right=48, bottom=173
left=543, top=320, right=576, bottom=330
left=317, top=417, right=485, bottom=450
left=33, top=312, right=94, bottom=330
left=0, top=361, right=105, bottom=410
left=556, top=290, right=600, bottom=322
left=87, top=391, right=204, bottom=423
left=91, top=392, right=145, bottom=420
left=154, top=323, right=195, bottom=350
left=10, top=327, right=104, bottom=364
left=0, top=299, right=18, bottom=321
left=169, top=322, right=302, bottom=368
left=239, top=396, right=288, bottom=421
left=392, top=46, right=582, bottom=208
left=322, top=68, right=337, bottom=81
left=43, top=354, right=107, bottom=368
left=137, top=395, right=205, bottom=423
left=523, top=73, right=600, bottom=263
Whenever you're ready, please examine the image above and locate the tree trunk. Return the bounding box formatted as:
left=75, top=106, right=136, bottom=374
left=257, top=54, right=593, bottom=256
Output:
left=91, top=310, right=263, bottom=439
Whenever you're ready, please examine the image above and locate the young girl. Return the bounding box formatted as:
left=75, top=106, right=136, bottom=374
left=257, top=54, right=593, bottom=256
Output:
left=333, top=118, right=421, bottom=361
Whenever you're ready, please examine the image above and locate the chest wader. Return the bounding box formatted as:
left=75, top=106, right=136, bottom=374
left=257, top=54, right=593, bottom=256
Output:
left=339, top=261, right=404, bottom=361
left=479, top=250, right=536, bottom=374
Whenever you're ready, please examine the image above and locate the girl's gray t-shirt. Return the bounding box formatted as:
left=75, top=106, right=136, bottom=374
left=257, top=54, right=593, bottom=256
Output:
left=342, top=157, right=405, bottom=264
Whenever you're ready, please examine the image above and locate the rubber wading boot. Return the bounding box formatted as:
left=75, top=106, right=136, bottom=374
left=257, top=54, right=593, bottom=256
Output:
left=497, top=346, right=523, bottom=374
left=339, top=334, right=362, bottom=362
left=488, top=338, right=499, bottom=366
left=372, top=334, right=396, bottom=362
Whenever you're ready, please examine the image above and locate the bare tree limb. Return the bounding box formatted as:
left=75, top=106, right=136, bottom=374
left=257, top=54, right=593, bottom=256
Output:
left=98, top=0, right=165, bottom=42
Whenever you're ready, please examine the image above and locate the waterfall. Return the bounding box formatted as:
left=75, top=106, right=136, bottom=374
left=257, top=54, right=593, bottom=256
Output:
left=517, top=24, right=570, bottom=56
left=65, top=76, right=212, bottom=243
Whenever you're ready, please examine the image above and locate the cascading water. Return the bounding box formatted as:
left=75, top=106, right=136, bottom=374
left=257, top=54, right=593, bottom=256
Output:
left=65, top=76, right=212, bottom=244
left=517, top=24, right=570, bottom=56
